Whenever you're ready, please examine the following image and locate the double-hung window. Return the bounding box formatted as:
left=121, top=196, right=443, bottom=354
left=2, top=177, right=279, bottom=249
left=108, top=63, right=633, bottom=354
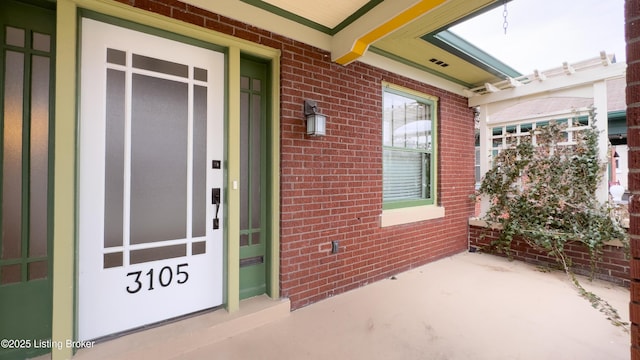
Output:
left=382, top=84, right=437, bottom=209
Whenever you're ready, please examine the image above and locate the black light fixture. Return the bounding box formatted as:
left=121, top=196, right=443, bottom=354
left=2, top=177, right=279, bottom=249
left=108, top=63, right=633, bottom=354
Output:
left=304, top=100, right=326, bottom=136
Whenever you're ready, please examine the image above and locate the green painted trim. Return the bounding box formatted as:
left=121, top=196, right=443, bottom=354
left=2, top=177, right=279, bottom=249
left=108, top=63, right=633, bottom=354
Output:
left=239, top=0, right=382, bottom=35
left=222, top=44, right=231, bottom=312
left=331, top=0, right=383, bottom=34
left=69, top=0, right=282, bottom=59
left=422, top=30, right=522, bottom=80
left=268, top=56, right=280, bottom=300
left=239, top=0, right=331, bottom=34
left=81, top=10, right=227, bottom=54
left=0, top=24, right=3, bottom=267
left=429, top=0, right=512, bottom=35
left=398, top=1, right=521, bottom=84
left=369, top=46, right=474, bottom=88
left=381, top=82, right=438, bottom=211
left=71, top=8, right=82, bottom=349
left=383, top=198, right=433, bottom=210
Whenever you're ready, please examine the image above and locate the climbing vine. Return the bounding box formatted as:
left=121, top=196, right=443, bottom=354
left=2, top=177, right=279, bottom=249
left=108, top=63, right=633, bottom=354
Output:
left=476, top=113, right=629, bottom=330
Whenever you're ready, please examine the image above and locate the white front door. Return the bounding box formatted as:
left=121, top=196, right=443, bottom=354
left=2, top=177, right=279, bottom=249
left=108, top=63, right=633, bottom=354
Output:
left=78, top=18, right=225, bottom=341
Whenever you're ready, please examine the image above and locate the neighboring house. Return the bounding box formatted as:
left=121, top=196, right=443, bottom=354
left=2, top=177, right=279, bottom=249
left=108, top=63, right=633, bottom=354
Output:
left=0, top=0, right=520, bottom=359
left=470, top=53, right=627, bottom=214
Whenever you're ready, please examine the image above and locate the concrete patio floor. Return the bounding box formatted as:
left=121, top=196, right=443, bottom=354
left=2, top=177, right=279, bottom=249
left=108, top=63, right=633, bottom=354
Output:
left=72, top=252, right=630, bottom=360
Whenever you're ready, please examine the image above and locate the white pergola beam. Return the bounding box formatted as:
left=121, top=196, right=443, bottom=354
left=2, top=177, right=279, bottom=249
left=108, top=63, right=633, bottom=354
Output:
left=600, top=51, right=611, bottom=66
left=484, top=82, right=501, bottom=93
left=469, top=62, right=626, bottom=107
left=533, top=69, right=546, bottom=81
left=507, top=77, right=523, bottom=87
left=463, top=89, right=478, bottom=97
left=563, top=61, right=575, bottom=75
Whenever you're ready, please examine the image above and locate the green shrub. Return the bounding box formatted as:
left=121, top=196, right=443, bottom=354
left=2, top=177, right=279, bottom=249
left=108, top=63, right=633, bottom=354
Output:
left=477, top=112, right=629, bottom=330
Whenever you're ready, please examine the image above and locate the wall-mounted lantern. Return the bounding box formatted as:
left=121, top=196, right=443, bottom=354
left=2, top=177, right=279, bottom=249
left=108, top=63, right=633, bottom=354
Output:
left=304, top=100, right=326, bottom=136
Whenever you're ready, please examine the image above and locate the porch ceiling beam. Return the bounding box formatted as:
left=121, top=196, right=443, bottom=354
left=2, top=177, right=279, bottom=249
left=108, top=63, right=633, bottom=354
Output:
left=331, top=0, right=447, bottom=65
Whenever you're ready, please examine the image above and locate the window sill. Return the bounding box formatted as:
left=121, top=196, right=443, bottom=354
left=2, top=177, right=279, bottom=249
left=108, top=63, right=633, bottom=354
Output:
left=381, top=205, right=445, bottom=227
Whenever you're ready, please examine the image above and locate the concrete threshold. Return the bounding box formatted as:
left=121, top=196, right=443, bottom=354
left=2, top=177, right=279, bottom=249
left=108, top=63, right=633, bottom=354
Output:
left=71, top=295, right=290, bottom=360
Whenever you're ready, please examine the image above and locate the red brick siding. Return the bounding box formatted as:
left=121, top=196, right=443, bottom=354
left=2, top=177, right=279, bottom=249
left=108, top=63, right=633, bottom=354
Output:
left=469, top=225, right=630, bottom=287
left=120, top=0, right=476, bottom=309
left=629, top=0, right=640, bottom=358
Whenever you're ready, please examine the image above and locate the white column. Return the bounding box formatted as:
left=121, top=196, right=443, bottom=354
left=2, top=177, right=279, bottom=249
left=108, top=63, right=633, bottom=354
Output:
left=478, top=104, right=491, bottom=216
left=593, top=80, right=609, bottom=203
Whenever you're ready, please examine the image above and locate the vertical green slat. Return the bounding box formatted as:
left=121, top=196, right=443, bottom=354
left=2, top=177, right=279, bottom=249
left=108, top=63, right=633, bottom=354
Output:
left=0, top=22, right=4, bottom=265
left=20, top=29, right=32, bottom=282
left=46, top=21, right=55, bottom=287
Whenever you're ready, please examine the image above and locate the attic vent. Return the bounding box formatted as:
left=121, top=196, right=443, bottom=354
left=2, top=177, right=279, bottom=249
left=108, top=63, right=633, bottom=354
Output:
left=429, top=58, right=449, bottom=67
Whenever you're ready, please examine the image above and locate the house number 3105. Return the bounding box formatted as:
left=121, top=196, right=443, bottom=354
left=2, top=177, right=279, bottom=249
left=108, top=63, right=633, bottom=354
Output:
left=126, top=263, right=189, bottom=294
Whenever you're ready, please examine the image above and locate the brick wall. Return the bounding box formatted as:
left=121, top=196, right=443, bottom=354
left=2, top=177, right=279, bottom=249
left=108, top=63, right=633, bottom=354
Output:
left=469, top=224, right=630, bottom=287
left=279, top=54, right=475, bottom=308
left=628, top=0, right=640, bottom=358
left=119, top=0, right=476, bottom=309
